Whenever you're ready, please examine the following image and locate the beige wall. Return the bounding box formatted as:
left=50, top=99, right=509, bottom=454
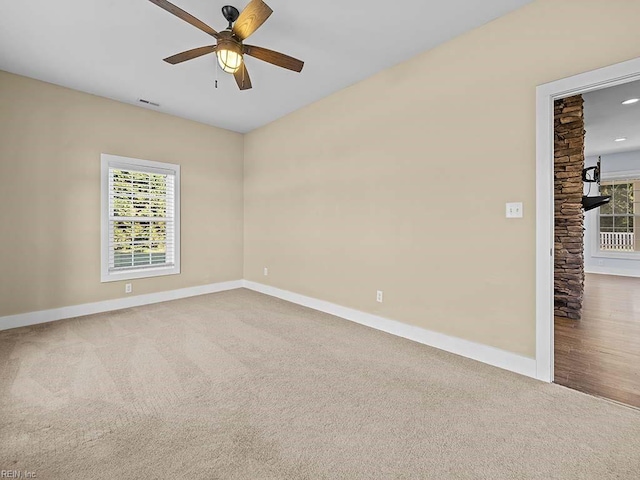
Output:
left=0, top=71, right=244, bottom=317
left=244, top=0, right=640, bottom=358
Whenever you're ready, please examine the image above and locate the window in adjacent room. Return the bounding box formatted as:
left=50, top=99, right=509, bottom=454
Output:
left=101, top=154, right=180, bottom=282
left=598, top=180, right=639, bottom=252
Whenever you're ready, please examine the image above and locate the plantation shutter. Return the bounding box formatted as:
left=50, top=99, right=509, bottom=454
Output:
left=108, top=162, right=176, bottom=272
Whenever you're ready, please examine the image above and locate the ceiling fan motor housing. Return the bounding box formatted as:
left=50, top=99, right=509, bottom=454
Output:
left=217, top=30, right=243, bottom=55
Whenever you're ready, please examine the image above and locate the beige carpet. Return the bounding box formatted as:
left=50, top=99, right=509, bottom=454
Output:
left=1, top=289, right=639, bottom=479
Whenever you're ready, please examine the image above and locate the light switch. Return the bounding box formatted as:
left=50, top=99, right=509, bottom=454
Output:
left=506, top=202, right=523, bottom=218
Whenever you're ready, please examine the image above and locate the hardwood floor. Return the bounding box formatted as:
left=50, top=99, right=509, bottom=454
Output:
left=555, top=273, right=640, bottom=408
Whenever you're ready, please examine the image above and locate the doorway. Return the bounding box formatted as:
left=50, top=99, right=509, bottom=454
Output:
left=552, top=81, right=640, bottom=407
left=535, top=57, right=640, bottom=388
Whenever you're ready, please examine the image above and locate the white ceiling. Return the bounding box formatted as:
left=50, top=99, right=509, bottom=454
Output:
left=584, top=79, right=640, bottom=157
left=0, top=0, right=533, bottom=133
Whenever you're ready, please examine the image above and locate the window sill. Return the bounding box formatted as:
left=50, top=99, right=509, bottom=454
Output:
left=100, top=265, right=180, bottom=283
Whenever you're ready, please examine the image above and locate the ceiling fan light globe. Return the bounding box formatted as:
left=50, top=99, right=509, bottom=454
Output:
left=217, top=49, right=243, bottom=74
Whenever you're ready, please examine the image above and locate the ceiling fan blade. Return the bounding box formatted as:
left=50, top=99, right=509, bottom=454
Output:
left=243, top=45, right=304, bottom=73
left=163, top=45, right=216, bottom=64
left=148, top=0, right=219, bottom=38
left=234, top=63, right=253, bottom=90
left=232, top=0, right=273, bottom=41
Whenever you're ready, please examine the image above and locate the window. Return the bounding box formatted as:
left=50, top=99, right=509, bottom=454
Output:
left=101, top=154, right=180, bottom=282
left=598, top=180, right=639, bottom=252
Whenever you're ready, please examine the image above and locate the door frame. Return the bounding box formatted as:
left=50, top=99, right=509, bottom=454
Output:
left=535, top=57, right=640, bottom=382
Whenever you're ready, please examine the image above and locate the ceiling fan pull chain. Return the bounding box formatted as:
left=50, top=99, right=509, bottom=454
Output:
left=215, top=62, right=219, bottom=88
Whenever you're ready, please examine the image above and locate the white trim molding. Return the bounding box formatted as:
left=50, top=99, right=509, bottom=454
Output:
left=0, top=280, right=243, bottom=331
left=585, top=267, right=640, bottom=278
left=601, top=169, right=640, bottom=182
left=535, top=56, right=640, bottom=383
left=244, top=281, right=537, bottom=379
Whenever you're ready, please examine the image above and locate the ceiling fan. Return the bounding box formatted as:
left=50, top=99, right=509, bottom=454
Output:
left=148, top=0, right=304, bottom=90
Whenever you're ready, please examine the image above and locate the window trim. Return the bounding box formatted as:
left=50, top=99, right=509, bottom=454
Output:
left=101, top=153, right=181, bottom=283
left=591, top=172, right=639, bottom=259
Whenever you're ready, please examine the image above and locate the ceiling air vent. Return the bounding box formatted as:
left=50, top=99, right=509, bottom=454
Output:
left=138, top=98, right=160, bottom=107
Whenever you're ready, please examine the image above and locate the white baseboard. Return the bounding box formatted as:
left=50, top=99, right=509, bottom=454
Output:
left=0, top=280, right=243, bottom=331
left=585, top=267, right=640, bottom=278
left=243, top=280, right=538, bottom=380
left=0, top=278, right=538, bottom=381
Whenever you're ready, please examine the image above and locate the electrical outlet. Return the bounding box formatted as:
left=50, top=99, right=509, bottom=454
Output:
left=264, top=267, right=268, bottom=276
left=506, top=202, right=523, bottom=218
left=376, top=290, right=383, bottom=303
left=125, top=283, right=132, bottom=294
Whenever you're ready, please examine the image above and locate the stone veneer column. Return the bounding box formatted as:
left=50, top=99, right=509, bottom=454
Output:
left=554, top=95, right=585, bottom=320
